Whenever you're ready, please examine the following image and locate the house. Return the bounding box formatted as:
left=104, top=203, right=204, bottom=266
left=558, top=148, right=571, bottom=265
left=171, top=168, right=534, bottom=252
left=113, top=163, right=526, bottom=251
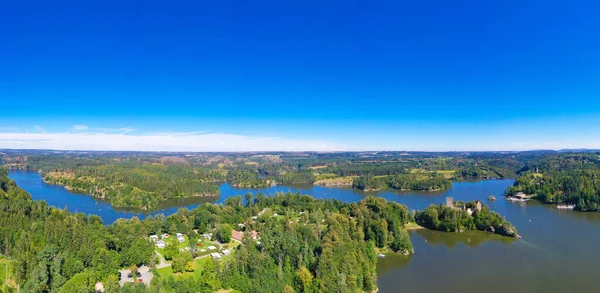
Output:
left=200, top=249, right=207, bottom=253
left=162, top=233, right=169, bottom=238
left=238, top=223, right=245, bottom=228
left=95, top=282, right=104, bottom=293
left=176, top=233, right=184, bottom=238
left=210, top=252, right=222, bottom=259
left=207, top=246, right=217, bottom=250
left=222, top=249, right=231, bottom=256
left=251, top=216, right=258, bottom=220
left=177, top=236, right=185, bottom=243
left=156, top=240, right=166, bottom=249
left=201, top=233, right=212, bottom=240
left=149, top=235, right=159, bottom=242
left=231, top=229, right=259, bottom=242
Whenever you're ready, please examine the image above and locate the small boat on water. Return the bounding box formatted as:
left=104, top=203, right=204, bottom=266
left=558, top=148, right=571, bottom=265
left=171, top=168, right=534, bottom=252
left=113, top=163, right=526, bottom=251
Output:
left=377, top=254, right=385, bottom=258
left=488, top=195, right=496, bottom=201
left=557, top=204, right=575, bottom=210
left=507, top=197, right=528, bottom=202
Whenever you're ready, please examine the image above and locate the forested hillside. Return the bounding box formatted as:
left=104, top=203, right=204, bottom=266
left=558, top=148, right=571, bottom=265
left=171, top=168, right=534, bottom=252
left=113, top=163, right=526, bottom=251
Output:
left=352, top=174, right=452, bottom=191
left=507, top=153, right=600, bottom=212
left=42, top=164, right=223, bottom=210
left=415, top=201, right=518, bottom=237
left=0, top=166, right=416, bottom=292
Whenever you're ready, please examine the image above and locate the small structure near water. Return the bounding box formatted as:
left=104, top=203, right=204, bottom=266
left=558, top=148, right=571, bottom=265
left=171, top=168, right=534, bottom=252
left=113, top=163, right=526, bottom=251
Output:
left=446, top=197, right=482, bottom=215
left=557, top=204, right=575, bottom=210
left=507, top=192, right=532, bottom=202
left=377, top=254, right=385, bottom=258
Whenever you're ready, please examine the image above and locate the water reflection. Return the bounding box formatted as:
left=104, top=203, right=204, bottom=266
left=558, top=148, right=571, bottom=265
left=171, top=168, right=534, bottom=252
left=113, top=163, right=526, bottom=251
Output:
left=413, top=229, right=516, bottom=249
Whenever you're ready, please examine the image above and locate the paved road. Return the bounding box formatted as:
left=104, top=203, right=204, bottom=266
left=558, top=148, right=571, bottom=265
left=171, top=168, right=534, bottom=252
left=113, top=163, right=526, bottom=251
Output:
left=155, top=252, right=170, bottom=269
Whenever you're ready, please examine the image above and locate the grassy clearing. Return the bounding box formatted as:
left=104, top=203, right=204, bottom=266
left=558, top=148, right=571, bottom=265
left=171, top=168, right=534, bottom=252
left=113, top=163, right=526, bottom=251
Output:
left=410, top=168, right=456, bottom=179
left=404, top=222, right=425, bottom=230
left=314, top=176, right=355, bottom=186
left=157, top=257, right=210, bottom=280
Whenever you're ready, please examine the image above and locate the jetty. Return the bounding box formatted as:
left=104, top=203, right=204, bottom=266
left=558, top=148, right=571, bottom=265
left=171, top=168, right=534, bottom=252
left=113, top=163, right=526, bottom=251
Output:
left=557, top=204, right=575, bottom=210
left=506, top=192, right=532, bottom=202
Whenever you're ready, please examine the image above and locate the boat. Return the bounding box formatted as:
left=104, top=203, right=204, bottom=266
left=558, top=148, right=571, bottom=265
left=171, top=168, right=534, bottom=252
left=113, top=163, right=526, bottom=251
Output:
left=557, top=204, right=575, bottom=210
left=377, top=254, right=385, bottom=258
left=488, top=195, right=496, bottom=201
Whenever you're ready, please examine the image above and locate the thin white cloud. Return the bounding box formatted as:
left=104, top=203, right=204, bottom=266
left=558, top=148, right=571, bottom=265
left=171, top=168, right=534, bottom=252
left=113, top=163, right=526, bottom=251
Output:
left=0, top=130, right=347, bottom=152
left=73, top=124, right=89, bottom=131
left=33, top=125, right=47, bottom=133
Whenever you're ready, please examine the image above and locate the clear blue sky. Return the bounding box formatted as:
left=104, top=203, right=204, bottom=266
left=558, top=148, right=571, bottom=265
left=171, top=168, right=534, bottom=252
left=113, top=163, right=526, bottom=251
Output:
left=1, top=0, right=599, bottom=151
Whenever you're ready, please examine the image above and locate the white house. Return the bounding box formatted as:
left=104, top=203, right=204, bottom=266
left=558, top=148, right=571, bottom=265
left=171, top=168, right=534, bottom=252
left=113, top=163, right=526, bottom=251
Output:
left=177, top=236, right=185, bottom=243
left=222, top=249, right=231, bottom=256
left=156, top=240, right=166, bottom=249
left=200, top=249, right=207, bottom=253
left=210, top=252, right=222, bottom=259
left=176, top=233, right=184, bottom=238
left=149, top=235, right=159, bottom=242
left=201, top=233, right=212, bottom=240
left=207, top=245, right=217, bottom=250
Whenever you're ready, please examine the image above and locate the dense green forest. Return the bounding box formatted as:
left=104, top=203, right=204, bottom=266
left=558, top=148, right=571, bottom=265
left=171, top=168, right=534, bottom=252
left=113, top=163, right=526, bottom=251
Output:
left=352, top=174, right=452, bottom=191
left=0, top=167, right=418, bottom=292
left=6, top=150, right=600, bottom=213
left=415, top=201, right=518, bottom=237
left=225, top=169, right=268, bottom=188
left=41, top=164, right=223, bottom=210
left=507, top=153, right=600, bottom=212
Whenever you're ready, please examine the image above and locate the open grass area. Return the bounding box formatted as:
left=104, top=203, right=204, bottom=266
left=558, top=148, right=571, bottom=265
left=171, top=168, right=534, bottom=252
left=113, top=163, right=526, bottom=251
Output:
left=314, top=175, right=355, bottom=186
left=404, top=222, right=425, bottom=230
left=410, top=168, right=457, bottom=179
left=157, top=257, right=210, bottom=280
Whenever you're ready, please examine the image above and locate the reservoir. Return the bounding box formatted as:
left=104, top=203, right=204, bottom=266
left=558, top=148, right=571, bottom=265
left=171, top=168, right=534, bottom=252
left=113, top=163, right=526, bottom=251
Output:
left=9, top=170, right=600, bottom=293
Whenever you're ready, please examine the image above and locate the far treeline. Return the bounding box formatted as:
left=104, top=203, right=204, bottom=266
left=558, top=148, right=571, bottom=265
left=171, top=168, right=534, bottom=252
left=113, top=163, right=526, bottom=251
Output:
left=0, top=166, right=517, bottom=293
left=4, top=150, right=600, bottom=213
left=506, top=153, right=600, bottom=212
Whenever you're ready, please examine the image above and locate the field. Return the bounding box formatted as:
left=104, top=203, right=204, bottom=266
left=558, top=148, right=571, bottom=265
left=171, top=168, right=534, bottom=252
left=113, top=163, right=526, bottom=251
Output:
left=410, top=168, right=456, bottom=179
left=157, top=257, right=210, bottom=280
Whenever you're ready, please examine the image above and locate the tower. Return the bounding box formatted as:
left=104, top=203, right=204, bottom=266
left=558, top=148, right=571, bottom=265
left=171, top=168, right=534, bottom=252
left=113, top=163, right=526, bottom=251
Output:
left=446, top=197, right=453, bottom=207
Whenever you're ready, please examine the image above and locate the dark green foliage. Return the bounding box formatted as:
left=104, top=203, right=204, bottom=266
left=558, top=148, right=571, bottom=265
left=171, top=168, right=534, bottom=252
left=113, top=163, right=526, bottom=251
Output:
left=508, top=153, right=600, bottom=212
left=415, top=201, right=518, bottom=237
left=226, top=169, right=267, bottom=188
left=352, top=174, right=452, bottom=191
left=277, top=170, right=316, bottom=184
left=215, top=224, right=232, bottom=243
left=1, top=166, right=419, bottom=292
left=39, top=163, right=223, bottom=209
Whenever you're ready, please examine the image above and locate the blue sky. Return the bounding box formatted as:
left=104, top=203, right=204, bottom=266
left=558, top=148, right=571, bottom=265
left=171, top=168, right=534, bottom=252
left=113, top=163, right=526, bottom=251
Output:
left=1, top=0, right=599, bottom=151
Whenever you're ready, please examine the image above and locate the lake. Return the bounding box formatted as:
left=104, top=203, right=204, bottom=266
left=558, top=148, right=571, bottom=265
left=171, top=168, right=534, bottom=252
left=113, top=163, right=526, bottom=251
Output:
left=9, top=170, right=600, bottom=293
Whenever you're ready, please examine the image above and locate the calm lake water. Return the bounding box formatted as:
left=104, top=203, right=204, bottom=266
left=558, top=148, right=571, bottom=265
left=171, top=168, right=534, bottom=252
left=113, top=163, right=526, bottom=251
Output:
left=9, top=170, right=600, bottom=293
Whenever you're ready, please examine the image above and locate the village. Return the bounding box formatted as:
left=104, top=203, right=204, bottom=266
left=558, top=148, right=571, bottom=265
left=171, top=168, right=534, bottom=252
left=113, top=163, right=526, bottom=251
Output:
left=115, top=224, right=259, bottom=289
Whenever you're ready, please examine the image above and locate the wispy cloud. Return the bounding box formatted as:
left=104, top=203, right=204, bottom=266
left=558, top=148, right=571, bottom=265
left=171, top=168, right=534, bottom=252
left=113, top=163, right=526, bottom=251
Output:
left=0, top=129, right=346, bottom=152
left=73, top=124, right=89, bottom=131
left=33, top=125, right=47, bottom=133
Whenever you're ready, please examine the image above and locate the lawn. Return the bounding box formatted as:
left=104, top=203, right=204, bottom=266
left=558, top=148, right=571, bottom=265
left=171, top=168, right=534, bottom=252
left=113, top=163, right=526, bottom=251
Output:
left=157, top=255, right=212, bottom=280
